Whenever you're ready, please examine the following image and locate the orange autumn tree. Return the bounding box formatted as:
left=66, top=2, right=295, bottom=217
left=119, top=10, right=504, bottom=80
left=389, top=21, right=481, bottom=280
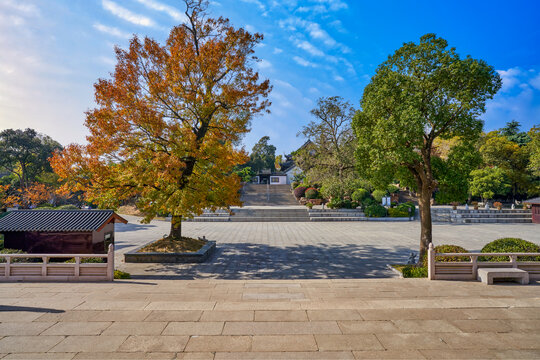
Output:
left=51, top=0, right=271, bottom=240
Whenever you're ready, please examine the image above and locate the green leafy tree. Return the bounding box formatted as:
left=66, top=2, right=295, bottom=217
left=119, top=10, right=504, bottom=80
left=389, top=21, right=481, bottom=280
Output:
left=433, top=139, right=483, bottom=204
left=0, top=128, right=62, bottom=190
left=527, top=126, right=540, bottom=177
left=500, top=120, right=531, bottom=146
left=480, top=131, right=532, bottom=199
left=248, top=136, right=276, bottom=173
left=353, top=34, right=501, bottom=260
left=234, top=166, right=254, bottom=182
left=469, top=167, right=511, bottom=203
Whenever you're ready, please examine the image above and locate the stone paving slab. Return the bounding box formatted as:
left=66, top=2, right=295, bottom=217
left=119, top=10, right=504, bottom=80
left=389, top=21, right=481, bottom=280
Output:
left=115, top=216, right=540, bottom=279
left=0, top=278, right=539, bottom=358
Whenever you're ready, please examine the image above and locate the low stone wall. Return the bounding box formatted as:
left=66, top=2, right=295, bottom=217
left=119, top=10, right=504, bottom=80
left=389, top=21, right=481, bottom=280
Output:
left=124, top=241, right=216, bottom=263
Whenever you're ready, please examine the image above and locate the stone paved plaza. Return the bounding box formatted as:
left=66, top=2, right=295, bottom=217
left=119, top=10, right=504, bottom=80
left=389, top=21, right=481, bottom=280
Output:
left=0, top=278, right=539, bottom=359
left=115, top=215, right=539, bottom=279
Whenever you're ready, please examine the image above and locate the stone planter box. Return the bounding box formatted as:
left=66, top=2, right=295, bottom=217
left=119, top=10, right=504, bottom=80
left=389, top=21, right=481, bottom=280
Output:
left=124, top=241, right=216, bottom=263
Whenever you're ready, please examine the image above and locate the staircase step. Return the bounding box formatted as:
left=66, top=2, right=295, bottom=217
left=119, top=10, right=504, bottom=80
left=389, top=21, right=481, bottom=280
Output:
left=463, top=218, right=532, bottom=223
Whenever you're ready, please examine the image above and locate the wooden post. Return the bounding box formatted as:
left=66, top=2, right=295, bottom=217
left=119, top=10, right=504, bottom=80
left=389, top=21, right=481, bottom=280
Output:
left=471, top=255, right=478, bottom=280
left=106, top=244, right=114, bottom=281
left=427, top=243, right=435, bottom=280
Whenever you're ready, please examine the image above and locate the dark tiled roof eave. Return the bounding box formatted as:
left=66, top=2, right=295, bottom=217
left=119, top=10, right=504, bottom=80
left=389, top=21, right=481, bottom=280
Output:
left=0, top=210, right=127, bottom=232
left=524, top=197, right=540, bottom=205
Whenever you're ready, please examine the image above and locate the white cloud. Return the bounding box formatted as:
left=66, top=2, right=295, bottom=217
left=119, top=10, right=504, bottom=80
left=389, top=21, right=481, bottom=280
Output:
left=313, top=0, right=348, bottom=11
left=293, top=56, right=318, bottom=68
left=279, top=17, right=350, bottom=54
left=240, top=0, right=266, bottom=11
left=93, top=23, right=131, bottom=39
left=134, top=0, right=187, bottom=22
left=497, top=67, right=521, bottom=92
left=102, top=0, right=155, bottom=27
left=257, top=59, right=273, bottom=70
left=1, top=0, right=40, bottom=16
left=273, top=48, right=283, bottom=54
left=294, top=39, right=324, bottom=57
left=245, top=24, right=256, bottom=33
left=530, top=73, right=540, bottom=91
left=334, top=75, right=344, bottom=81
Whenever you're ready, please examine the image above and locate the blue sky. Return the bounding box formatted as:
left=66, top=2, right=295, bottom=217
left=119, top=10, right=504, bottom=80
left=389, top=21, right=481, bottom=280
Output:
left=0, top=0, right=539, bottom=156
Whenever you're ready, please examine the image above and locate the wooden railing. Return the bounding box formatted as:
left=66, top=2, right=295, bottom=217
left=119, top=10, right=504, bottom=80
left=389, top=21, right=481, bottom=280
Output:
left=0, top=244, right=114, bottom=282
left=427, top=243, right=540, bottom=281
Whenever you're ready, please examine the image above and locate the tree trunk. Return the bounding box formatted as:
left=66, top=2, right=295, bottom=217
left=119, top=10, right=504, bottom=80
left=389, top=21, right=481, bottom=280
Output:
left=417, top=187, right=433, bottom=264
left=170, top=215, right=182, bottom=239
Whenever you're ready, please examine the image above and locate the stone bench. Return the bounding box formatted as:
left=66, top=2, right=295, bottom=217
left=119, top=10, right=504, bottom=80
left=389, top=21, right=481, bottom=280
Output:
left=477, top=268, right=529, bottom=285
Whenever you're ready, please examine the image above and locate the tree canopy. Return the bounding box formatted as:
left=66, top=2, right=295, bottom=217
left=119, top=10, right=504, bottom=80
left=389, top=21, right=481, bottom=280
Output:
left=247, top=136, right=276, bottom=173
left=51, top=0, right=271, bottom=239
left=353, top=33, right=501, bottom=260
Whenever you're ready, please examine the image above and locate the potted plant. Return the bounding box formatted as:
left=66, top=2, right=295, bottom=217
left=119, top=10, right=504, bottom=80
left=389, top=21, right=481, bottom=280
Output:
left=493, top=201, right=503, bottom=210
left=306, top=202, right=313, bottom=209
left=471, top=201, right=479, bottom=210
left=450, top=201, right=459, bottom=210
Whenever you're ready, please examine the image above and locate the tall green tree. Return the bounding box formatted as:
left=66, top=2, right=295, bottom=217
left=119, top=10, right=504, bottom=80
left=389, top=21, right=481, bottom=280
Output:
left=433, top=138, right=483, bottom=204
left=0, top=128, right=62, bottom=190
left=469, top=167, right=511, bottom=203
left=480, top=131, right=531, bottom=199
left=500, top=120, right=531, bottom=146
left=295, top=96, right=357, bottom=189
left=248, top=136, right=276, bottom=173
left=353, top=34, right=501, bottom=261
left=529, top=126, right=540, bottom=177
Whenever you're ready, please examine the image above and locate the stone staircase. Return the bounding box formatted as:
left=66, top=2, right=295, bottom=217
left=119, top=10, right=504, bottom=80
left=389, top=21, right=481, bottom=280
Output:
left=459, top=209, right=532, bottom=224
left=240, top=184, right=298, bottom=206
left=308, top=209, right=367, bottom=221
left=184, top=209, right=230, bottom=222
left=430, top=209, right=533, bottom=224
left=230, top=207, right=310, bottom=222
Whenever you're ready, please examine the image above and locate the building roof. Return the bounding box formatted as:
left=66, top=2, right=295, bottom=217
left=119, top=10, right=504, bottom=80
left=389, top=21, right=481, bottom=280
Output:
left=524, top=197, right=540, bottom=205
left=0, top=210, right=128, bottom=232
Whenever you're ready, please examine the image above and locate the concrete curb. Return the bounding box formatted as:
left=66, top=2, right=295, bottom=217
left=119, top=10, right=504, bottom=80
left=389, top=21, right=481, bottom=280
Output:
left=124, top=241, right=216, bottom=263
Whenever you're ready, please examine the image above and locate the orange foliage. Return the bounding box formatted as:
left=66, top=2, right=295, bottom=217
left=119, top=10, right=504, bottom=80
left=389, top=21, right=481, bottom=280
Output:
left=3, top=183, right=52, bottom=208
left=51, top=2, right=271, bottom=230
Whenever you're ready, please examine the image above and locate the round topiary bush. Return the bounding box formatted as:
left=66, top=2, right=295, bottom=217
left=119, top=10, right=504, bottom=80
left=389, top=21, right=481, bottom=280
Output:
left=352, top=188, right=369, bottom=202
left=364, top=204, right=387, bottom=217
left=421, top=244, right=470, bottom=267
left=372, top=189, right=387, bottom=203
left=479, top=238, right=540, bottom=262
left=305, top=188, right=319, bottom=200
left=293, top=186, right=307, bottom=199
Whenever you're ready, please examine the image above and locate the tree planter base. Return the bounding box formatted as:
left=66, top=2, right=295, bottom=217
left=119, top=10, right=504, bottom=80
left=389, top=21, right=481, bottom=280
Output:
left=124, top=241, right=216, bottom=263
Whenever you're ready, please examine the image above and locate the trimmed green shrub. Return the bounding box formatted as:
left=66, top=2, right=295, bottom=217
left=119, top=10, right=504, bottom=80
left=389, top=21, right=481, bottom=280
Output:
left=364, top=204, right=387, bottom=217
left=387, top=185, right=399, bottom=194
left=327, top=198, right=354, bottom=209
left=351, top=188, right=369, bottom=202
left=361, top=197, right=377, bottom=209
left=114, top=270, right=131, bottom=279
left=401, top=265, right=428, bottom=278
left=372, top=189, right=387, bottom=202
left=421, top=244, right=470, bottom=266
left=293, top=186, right=307, bottom=199
left=305, top=188, right=319, bottom=200
left=291, top=181, right=300, bottom=189
left=65, top=257, right=105, bottom=263
left=396, top=202, right=416, bottom=215
left=305, top=202, right=313, bottom=209
left=479, top=238, right=540, bottom=262
left=388, top=208, right=409, bottom=217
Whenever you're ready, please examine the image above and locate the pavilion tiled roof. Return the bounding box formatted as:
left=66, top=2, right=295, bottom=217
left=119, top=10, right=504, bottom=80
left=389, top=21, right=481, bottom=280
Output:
left=524, top=197, right=540, bottom=205
left=0, top=210, right=127, bottom=232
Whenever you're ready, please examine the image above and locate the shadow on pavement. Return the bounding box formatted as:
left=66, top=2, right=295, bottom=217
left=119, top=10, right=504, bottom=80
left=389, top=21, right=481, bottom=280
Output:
left=128, top=242, right=413, bottom=280
left=0, top=305, right=65, bottom=313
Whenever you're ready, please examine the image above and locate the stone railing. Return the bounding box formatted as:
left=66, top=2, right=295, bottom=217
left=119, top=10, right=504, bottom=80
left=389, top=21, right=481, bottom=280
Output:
left=427, top=243, right=540, bottom=281
left=0, top=244, right=114, bottom=282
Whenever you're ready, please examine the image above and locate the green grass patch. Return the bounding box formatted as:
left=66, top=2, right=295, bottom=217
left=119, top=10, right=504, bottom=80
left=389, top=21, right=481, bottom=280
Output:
left=114, top=270, right=131, bottom=279
left=392, top=264, right=428, bottom=278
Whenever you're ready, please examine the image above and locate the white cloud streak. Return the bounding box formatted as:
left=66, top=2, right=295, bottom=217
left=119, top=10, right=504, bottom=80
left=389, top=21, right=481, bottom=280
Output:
left=93, top=23, right=131, bottom=39
left=133, top=0, right=187, bottom=22
left=102, top=0, right=155, bottom=27
left=293, top=56, right=318, bottom=68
